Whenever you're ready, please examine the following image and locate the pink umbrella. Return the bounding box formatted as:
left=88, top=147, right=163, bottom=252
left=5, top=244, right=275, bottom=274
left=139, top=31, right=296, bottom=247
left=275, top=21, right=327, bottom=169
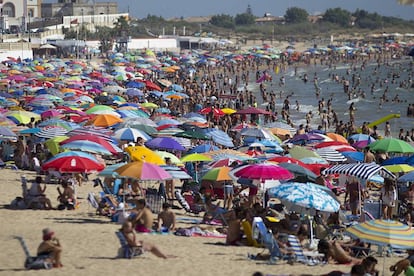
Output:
left=41, top=110, right=62, bottom=119
left=234, top=163, right=294, bottom=181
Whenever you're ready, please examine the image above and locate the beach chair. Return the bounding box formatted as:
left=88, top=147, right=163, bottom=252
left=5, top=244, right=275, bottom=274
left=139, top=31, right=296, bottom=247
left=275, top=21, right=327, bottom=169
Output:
left=14, top=236, right=53, bottom=270
left=115, top=232, right=143, bottom=259
left=175, top=191, right=203, bottom=214
left=252, top=217, right=283, bottom=262
left=287, top=235, right=323, bottom=266
left=242, top=219, right=260, bottom=247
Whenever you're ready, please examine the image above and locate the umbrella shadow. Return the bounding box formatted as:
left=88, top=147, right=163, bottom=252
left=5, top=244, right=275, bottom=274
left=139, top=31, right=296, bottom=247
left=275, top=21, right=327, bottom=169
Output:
left=45, top=217, right=108, bottom=224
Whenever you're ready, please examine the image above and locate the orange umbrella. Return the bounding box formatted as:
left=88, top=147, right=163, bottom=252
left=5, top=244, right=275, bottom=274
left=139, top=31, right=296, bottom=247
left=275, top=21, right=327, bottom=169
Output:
left=87, top=114, right=123, bottom=127
left=327, top=132, right=348, bottom=143
left=202, top=166, right=232, bottom=181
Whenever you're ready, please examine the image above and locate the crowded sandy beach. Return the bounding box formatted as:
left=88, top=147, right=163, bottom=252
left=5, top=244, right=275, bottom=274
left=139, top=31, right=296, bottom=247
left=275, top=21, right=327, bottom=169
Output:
left=0, top=36, right=413, bottom=276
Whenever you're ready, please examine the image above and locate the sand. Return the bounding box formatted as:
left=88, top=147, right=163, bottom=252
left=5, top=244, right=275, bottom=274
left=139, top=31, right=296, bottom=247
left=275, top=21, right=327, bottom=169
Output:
left=0, top=169, right=402, bottom=276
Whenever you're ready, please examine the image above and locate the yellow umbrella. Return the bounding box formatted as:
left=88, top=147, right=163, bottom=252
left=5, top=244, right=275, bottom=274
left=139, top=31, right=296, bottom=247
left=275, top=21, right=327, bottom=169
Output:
left=6, top=110, right=41, bottom=125
left=383, top=164, right=414, bottom=173
left=154, top=150, right=182, bottom=165
left=180, top=153, right=212, bottom=163
left=221, top=108, right=237, bottom=115
left=140, top=102, right=158, bottom=109
left=125, top=145, right=166, bottom=165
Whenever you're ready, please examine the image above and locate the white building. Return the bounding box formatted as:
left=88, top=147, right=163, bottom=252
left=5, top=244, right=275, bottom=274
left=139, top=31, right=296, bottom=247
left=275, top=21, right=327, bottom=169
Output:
left=1, top=0, right=42, bottom=30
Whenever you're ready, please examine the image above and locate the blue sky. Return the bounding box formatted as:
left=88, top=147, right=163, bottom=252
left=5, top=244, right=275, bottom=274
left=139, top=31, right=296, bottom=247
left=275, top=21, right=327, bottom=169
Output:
left=106, top=0, right=414, bottom=20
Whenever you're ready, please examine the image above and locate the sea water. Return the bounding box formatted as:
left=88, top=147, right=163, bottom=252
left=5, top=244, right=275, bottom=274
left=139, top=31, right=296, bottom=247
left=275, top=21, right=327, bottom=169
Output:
left=251, top=58, right=414, bottom=136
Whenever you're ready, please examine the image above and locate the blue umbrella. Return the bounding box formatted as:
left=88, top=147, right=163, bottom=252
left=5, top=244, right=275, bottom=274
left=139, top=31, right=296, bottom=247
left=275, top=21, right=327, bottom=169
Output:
left=341, top=151, right=364, bottom=162
left=169, top=84, right=184, bottom=92
left=126, top=88, right=144, bottom=97
left=97, top=162, right=127, bottom=177
left=19, top=127, right=41, bottom=135
left=0, top=126, right=17, bottom=139
left=398, top=171, right=414, bottom=182
left=125, top=81, right=145, bottom=89
left=60, top=140, right=112, bottom=155
left=381, top=156, right=409, bottom=166
left=188, top=144, right=219, bottom=153
left=46, top=151, right=100, bottom=163
left=202, top=128, right=234, bottom=148
left=113, top=127, right=151, bottom=142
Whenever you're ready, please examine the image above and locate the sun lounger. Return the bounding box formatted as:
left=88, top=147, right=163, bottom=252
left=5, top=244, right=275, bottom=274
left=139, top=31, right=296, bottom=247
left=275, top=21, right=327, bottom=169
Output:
left=115, top=232, right=143, bottom=259
left=14, top=236, right=53, bottom=270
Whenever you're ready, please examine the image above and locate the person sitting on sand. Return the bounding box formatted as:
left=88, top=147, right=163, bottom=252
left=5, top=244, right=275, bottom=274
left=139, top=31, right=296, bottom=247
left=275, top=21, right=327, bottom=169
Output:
left=129, top=199, right=154, bottom=233
left=120, top=221, right=170, bottom=259
left=57, top=180, right=76, bottom=210
left=318, top=239, right=361, bottom=265
left=389, top=249, right=414, bottom=276
left=37, top=228, right=63, bottom=268
left=157, top=203, right=176, bottom=232
left=27, top=176, right=53, bottom=210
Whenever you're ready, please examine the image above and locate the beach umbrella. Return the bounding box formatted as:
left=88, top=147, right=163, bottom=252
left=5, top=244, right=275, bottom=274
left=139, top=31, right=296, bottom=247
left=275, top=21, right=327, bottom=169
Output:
left=234, top=163, right=294, bottom=181
left=145, top=137, right=186, bottom=151
left=289, top=133, right=326, bottom=145
left=369, top=138, right=414, bottom=154
left=349, top=134, right=375, bottom=143
left=44, top=136, right=69, bottom=155
left=60, top=135, right=121, bottom=155
left=40, top=110, right=62, bottom=119
left=6, top=110, right=40, bottom=125
left=154, top=151, right=182, bottom=165
left=181, top=153, right=212, bottom=163
left=123, top=124, right=157, bottom=135
left=97, top=162, right=127, bottom=177
left=202, top=128, right=234, bottom=148
left=323, top=163, right=396, bottom=180
left=221, top=108, right=237, bottom=115
left=314, top=141, right=350, bottom=149
left=265, top=121, right=296, bottom=132
left=38, top=118, right=79, bottom=131
left=381, top=157, right=410, bottom=166
left=125, top=145, right=165, bottom=165
left=326, top=133, right=348, bottom=143
left=341, top=151, right=364, bottom=163
left=202, top=166, right=232, bottom=182
left=235, top=107, right=272, bottom=115
left=35, top=126, right=69, bottom=139
left=345, top=219, right=414, bottom=249
left=289, top=146, right=322, bottom=160
left=140, top=102, right=158, bottom=109
left=87, top=114, right=123, bottom=127
left=240, top=127, right=274, bottom=139
left=268, top=182, right=340, bottom=246
left=42, top=151, right=105, bottom=173
left=123, top=117, right=157, bottom=127
left=0, top=126, right=17, bottom=140
left=383, top=164, right=414, bottom=174
left=60, top=140, right=113, bottom=155
left=113, top=127, right=151, bottom=142
left=268, top=182, right=340, bottom=213
left=85, top=105, right=114, bottom=114
left=174, top=130, right=211, bottom=140
left=114, top=161, right=171, bottom=180
left=161, top=166, right=192, bottom=180
left=188, top=144, right=219, bottom=153
left=300, top=157, right=329, bottom=165
left=276, top=162, right=317, bottom=183
left=315, top=148, right=347, bottom=162
left=398, top=171, right=414, bottom=182
left=67, top=127, right=113, bottom=141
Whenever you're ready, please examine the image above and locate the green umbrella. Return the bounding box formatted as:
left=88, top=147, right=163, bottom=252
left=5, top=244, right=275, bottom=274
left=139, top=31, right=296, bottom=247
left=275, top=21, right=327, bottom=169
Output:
left=128, top=124, right=158, bottom=135
left=174, top=130, right=211, bottom=140
left=45, top=136, right=69, bottom=155
left=369, top=138, right=414, bottom=153
left=201, top=166, right=232, bottom=181
left=85, top=105, right=114, bottom=114
left=180, top=153, right=212, bottom=163
left=289, top=146, right=321, bottom=160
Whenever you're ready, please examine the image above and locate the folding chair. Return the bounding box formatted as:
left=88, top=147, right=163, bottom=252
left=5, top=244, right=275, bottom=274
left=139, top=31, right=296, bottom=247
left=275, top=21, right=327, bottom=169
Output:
left=252, top=217, right=283, bottom=262
left=287, top=235, right=323, bottom=266
left=14, top=236, right=53, bottom=270
left=115, top=232, right=143, bottom=259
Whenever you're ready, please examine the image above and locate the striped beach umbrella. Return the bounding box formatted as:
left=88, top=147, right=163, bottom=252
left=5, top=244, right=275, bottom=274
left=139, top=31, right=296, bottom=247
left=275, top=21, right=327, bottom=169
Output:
left=35, top=126, right=68, bottom=139
left=322, top=163, right=396, bottom=180
left=345, top=219, right=414, bottom=249
left=315, top=148, right=347, bottom=162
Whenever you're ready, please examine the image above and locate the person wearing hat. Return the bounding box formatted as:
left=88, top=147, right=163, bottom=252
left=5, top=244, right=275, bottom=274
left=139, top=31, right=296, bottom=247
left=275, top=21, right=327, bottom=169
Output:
left=37, top=228, right=63, bottom=268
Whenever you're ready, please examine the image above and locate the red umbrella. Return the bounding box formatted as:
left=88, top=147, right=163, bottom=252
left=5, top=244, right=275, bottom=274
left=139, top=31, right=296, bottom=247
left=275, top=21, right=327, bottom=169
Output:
left=60, top=134, right=120, bottom=154
left=267, top=156, right=306, bottom=166
left=314, top=141, right=349, bottom=149
left=42, top=154, right=105, bottom=173
left=144, top=80, right=162, bottom=91
left=199, top=107, right=225, bottom=117
left=234, top=163, right=294, bottom=180
left=235, top=107, right=272, bottom=115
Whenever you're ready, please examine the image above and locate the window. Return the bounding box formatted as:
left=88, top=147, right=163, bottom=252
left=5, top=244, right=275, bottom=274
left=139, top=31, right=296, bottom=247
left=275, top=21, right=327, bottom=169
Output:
left=3, top=3, right=15, bottom=17
left=28, top=9, right=34, bottom=17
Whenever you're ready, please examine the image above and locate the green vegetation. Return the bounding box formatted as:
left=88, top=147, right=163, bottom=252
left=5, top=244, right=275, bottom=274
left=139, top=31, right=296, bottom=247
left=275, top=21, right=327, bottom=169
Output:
left=63, top=7, right=414, bottom=44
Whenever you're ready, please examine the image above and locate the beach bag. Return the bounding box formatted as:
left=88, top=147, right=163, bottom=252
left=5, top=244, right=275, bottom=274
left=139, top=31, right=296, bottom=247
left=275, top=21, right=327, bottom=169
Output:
left=24, top=256, right=52, bottom=270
